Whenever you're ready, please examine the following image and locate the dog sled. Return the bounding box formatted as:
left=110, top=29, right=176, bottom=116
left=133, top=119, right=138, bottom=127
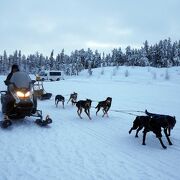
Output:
left=34, top=76, right=52, bottom=100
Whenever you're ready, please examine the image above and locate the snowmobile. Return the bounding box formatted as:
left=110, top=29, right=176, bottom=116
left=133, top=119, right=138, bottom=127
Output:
left=0, top=71, right=52, bottom=128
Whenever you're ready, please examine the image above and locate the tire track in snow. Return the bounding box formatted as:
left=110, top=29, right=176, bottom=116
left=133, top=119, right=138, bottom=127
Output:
left=59, top=111, right=179, bottom=180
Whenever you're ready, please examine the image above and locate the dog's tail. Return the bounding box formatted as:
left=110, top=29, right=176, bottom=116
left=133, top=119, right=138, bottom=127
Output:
left=145, top=109, right=152, bottom=116
left=145, top=109, right=166, bottom=117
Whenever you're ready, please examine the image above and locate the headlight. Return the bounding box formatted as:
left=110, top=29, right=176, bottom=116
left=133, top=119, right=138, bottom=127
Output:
left=16, top=91, right=24, bottom=98
left=16, top=91, right=31, bottom=98
left=25, top=91, right=30, bottom=97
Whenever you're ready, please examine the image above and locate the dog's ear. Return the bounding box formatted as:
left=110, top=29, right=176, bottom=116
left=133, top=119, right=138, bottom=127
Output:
left=108, top=97, right=112, bottom=101
left=87, top=99, right=92, bottom=103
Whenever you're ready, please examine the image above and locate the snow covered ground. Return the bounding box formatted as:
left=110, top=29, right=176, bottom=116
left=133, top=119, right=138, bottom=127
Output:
left=0, top=66, right=180, bottom=180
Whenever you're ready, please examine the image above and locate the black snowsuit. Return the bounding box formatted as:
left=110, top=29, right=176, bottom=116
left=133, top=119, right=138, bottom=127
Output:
left=4, top=64, right=19, bottom=86
left=3, top=65, right=19, bottom=115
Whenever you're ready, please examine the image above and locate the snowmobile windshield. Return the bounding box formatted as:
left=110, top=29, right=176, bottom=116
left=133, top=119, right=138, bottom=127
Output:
left=10, top=72, right=32, bottom=89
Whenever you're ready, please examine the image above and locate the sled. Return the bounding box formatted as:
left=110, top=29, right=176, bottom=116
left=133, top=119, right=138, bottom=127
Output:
left=33, top=79, right=52, bottom=100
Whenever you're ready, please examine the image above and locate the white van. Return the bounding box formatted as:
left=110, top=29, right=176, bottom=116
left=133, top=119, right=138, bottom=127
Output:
left=38, top=70, right=64, bottom=81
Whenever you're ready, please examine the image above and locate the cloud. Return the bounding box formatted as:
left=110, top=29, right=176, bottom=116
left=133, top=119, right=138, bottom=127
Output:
left=107, top=27, right=133, bottom=36
left=27, top=16, right=57, bottom=34
left=0, top=0, right=180, bottom=56
left=85, top=41, right=142, bottom=53
left=86, top=41, right=120, bottom=49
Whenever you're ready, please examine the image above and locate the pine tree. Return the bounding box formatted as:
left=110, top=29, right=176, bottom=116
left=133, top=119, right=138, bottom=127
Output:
left=49, top=50, right=54, bottom=70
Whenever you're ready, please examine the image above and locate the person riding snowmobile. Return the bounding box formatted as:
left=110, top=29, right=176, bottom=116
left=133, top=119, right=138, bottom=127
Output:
left=4, top=64, right=19, bottom=86
left=2, top=64, right=20, bottom=127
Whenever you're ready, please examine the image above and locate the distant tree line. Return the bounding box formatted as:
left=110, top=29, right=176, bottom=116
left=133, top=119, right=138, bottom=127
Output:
left=0, top=38, right=180, bottom=75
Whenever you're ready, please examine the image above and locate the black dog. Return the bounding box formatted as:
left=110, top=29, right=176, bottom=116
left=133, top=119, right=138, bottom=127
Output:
left=129, top=113, right=176, bottom=149
left=129, top=116, right=150, bottom=137
left=95, top=97, right=112, bottom=117
left=55, top=95, right=65, bottom=108
left=76, top=99, right=92, bottom=120
left=67, top=92, right=78, bottom=105
left=145, top=110, right=176, bottom=136
left=143, top=116, right=173, bottom=149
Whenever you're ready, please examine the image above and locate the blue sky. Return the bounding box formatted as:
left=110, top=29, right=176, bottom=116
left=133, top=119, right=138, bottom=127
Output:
left=0, top=0, right=180, bottom=56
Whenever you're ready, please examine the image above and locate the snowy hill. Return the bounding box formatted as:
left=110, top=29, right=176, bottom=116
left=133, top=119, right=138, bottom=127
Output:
left=0, top=66, right=180, bottom=180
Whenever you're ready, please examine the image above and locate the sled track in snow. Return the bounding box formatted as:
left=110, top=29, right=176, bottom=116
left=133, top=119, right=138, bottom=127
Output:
left=56, top=110, right=179, bottom=180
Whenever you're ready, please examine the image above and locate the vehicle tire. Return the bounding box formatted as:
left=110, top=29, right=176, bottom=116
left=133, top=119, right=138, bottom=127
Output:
left=56, top=78, right=60, bottom=81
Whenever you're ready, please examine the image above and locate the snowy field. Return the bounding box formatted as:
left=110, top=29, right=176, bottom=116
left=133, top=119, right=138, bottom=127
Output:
left=0, top=66, right=180, bottom=180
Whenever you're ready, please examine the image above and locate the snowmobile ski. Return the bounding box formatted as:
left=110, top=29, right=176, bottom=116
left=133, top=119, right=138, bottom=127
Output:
left=35, top=115, right=52, bottom=126
left=0, top=120, right=12, bottom=128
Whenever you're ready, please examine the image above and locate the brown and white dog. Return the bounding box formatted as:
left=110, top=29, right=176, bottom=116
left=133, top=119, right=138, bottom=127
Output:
left=67, top=92, right=78, bottom=105
left=95, top=97, right=112, bottom=117
left=75, top=99, right=92, bottom=120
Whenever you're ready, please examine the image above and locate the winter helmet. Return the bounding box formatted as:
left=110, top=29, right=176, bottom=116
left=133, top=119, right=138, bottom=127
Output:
left=11, top=64, right=19, bottom=72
